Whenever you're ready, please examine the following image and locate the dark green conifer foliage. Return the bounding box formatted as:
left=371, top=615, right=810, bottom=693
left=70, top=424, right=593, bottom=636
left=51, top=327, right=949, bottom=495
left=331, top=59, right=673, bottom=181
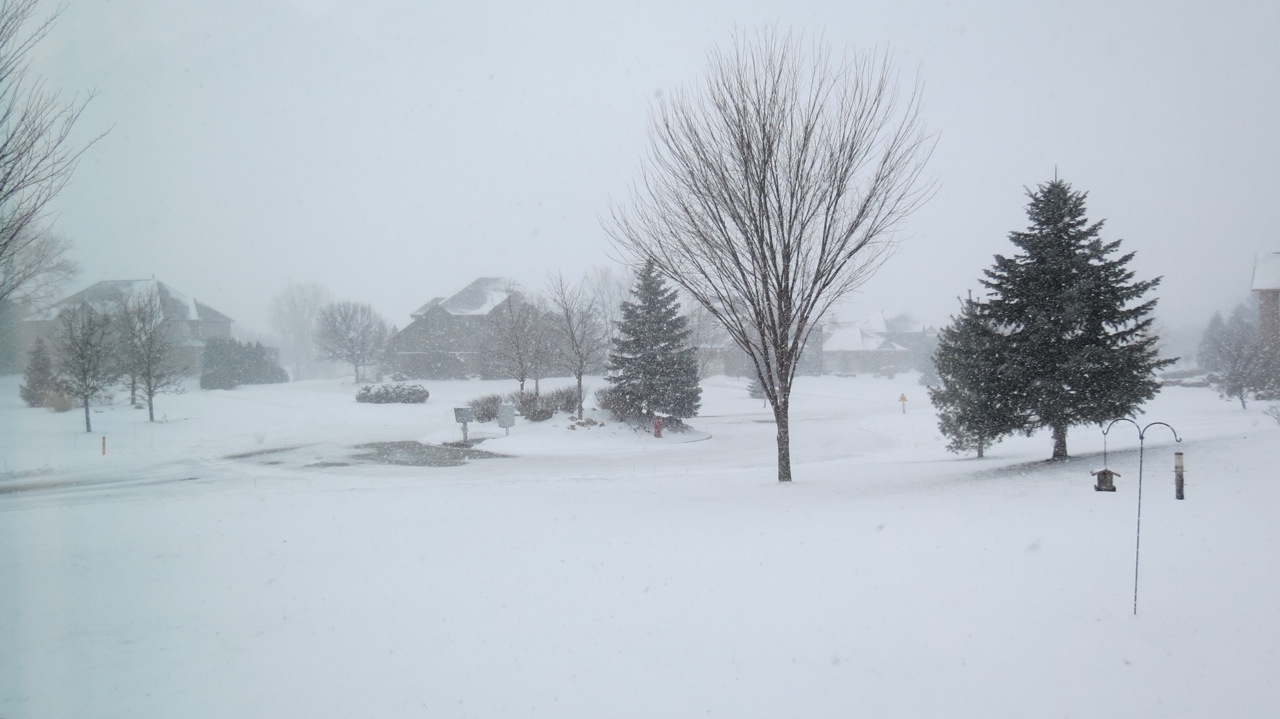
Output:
left=928, top=298, right=1021, bottom=457
left=606, top=261, right=701, bottom=420
left=979, top=178, right=1173, bottom=459
left=19, top=336, right=56, bottom=407
left=200, top=337, right=288, bottom=389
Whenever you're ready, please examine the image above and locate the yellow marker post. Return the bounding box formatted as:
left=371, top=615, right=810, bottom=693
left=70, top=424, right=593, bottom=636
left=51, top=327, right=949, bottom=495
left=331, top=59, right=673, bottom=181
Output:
left=899, top=393, right=907, bottom=413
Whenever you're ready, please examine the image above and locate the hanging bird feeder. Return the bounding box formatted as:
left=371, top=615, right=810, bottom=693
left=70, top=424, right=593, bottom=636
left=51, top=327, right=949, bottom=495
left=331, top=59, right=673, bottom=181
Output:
left=1091, top=467, right=1120, bottom=492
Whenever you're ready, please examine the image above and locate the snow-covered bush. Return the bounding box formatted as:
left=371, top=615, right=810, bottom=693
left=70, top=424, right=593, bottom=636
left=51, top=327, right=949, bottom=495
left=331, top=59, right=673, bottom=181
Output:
left=355, top=384, right=429, bottom=404
left=1266, top=405, right=1280, bottom=426
left=468, top=393, right=503, bottom=422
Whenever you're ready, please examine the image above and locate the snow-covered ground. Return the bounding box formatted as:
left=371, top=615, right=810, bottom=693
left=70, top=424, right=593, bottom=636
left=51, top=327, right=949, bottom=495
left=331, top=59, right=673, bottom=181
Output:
left=2, top=373, right=1277, bottom=718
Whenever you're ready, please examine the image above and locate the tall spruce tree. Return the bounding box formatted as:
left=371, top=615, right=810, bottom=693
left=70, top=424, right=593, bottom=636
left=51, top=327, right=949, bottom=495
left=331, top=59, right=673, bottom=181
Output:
left=606, top=261, right=701, bottom=420
left=979, top=178, right=1173, bottom=459
left=928, top=297, right=1021, bottom=457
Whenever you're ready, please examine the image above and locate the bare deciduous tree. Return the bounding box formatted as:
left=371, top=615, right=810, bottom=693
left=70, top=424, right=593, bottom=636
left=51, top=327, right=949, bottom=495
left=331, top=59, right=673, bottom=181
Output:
left=547, top=272, right=609, bottom=416
left=610, top=31, right=934, bottom=482
left=117, top=287, right=188, bottom=421
left=486, top=287, right=557, bottom=395
left=270, top=281, right=331, bottom=380
left=1, top=230, right=75, bottom=308
left=586, top=266, right=632, bottom=347
left=53, top=302, right=118, bottom=432
left=0, top=0, right=100, bottom=307
left=315, top=301, right=389, bottom=383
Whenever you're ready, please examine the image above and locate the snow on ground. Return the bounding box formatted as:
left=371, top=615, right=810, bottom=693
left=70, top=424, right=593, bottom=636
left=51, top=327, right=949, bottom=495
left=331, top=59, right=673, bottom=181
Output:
left=2, top=373, right=1278, bottom=718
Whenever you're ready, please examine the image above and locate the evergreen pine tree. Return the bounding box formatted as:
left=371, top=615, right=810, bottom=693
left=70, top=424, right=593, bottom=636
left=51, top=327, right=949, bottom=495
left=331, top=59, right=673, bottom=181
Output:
left=979, top=178, right=1173, bottom=459
left=928, top=297, right=1021, bottom=457
left=606, top=260, right=701, bottom=420
left=19, top=336, right=56, bottom=407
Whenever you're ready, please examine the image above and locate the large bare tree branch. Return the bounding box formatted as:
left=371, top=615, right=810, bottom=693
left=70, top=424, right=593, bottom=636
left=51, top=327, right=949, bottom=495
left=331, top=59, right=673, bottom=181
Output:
left=0, top=0, right=102, bottom=306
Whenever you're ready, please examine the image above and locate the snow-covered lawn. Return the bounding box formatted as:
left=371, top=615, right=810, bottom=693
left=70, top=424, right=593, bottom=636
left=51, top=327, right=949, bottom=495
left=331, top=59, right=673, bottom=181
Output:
left=2, top=373, right=1277, bottom=718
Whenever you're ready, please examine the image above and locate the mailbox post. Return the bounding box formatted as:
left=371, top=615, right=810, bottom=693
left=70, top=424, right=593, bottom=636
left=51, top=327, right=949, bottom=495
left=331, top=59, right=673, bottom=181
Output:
left=454, top=406, right=475, bottom=443
left=498, top=403, right=516, bottom=436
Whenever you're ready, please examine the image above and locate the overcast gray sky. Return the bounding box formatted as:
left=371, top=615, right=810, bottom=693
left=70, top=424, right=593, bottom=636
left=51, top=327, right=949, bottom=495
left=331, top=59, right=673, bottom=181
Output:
left=31, top=0, right=1280, bottom=351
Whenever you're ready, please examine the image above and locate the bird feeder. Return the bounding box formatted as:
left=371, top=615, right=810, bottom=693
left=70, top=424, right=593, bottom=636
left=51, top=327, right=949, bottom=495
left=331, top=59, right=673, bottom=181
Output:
left=1092, top=468, right=1119, bottom=492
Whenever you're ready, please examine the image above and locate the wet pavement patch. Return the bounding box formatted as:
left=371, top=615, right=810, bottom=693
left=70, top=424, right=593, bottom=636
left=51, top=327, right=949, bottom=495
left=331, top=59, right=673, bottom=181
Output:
left=351, top=441, right=509, bottom=468
left=225, top=445, right=309, bottom=460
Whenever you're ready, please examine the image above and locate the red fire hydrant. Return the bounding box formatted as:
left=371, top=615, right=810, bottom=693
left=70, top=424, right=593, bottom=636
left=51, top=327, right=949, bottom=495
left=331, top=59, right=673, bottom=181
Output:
left=654, top=416, right=663, bottom=438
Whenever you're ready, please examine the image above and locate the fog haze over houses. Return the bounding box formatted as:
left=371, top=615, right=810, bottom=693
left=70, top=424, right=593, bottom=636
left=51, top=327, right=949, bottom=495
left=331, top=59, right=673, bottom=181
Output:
left=28, top=0, right=1280, bottom=356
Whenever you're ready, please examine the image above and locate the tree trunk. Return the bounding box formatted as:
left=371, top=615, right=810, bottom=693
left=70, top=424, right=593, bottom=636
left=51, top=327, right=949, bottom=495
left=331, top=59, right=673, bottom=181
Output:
left=83, top=398, right=92, bottom=433
left=774, top=400, right=792, bottom=482
left=976, top=438, right=985, bottom=459
left=1051, top=423, right=1068, bottom=460
left=148, top=394, right=155, bottom=422
left=575, top=372, right=585, bottom=417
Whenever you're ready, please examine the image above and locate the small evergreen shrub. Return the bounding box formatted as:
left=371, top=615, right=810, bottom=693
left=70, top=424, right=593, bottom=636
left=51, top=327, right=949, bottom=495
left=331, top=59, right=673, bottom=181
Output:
left=356, top=384, right=429, bottom=404
left=468, top=393, right=504, bottom=422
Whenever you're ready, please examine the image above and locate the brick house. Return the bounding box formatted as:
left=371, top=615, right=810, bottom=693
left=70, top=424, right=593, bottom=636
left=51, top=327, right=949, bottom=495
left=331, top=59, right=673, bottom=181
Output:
left=384, top=277, right=528, bottom=379
left=22, top=279, right=233, bottom=373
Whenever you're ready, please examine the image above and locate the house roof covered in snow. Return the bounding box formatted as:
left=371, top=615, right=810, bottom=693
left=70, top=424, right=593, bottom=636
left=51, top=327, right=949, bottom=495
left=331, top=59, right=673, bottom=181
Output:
left=24, top=279, right=234, bottom=324
left=414, top=278, right=523, bottom=317
left=1252, top=252, right=1280, bottom=291
left=822, top=323, right=909, bottom=353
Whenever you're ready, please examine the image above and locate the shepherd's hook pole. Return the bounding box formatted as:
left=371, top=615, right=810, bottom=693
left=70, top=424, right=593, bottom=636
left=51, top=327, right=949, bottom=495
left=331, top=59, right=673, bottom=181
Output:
left=1104, top=418, right=1181, bottom=615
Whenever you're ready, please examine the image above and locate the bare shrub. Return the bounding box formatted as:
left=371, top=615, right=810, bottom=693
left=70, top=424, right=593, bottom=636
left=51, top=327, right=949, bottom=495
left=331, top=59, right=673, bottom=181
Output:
left=468, top=393, right=504, bottom=422
left=545, top=386, right=581, bottom=414
left=508, top=391, right=554, bottom=422
left=44, top=391, right=74, bottom=412
left=593, top=386, right=628, bottom=421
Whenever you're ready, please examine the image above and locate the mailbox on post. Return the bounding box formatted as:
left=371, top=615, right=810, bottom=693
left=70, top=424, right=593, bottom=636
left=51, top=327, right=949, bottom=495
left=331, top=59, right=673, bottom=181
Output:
left=454, top=407, right=474, bottom=442
left=498, top=403, right=516, bottom=435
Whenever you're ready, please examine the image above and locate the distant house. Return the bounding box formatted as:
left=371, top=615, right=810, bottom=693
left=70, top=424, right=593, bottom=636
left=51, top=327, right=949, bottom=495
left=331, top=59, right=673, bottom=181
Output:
left=821, top=316, right=912, bottom=375
left=23, top=279, right=233, bottom=372
left=1253, top=252, right=1280, bottom=351
left=385, top=277, right=527, bottom=379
